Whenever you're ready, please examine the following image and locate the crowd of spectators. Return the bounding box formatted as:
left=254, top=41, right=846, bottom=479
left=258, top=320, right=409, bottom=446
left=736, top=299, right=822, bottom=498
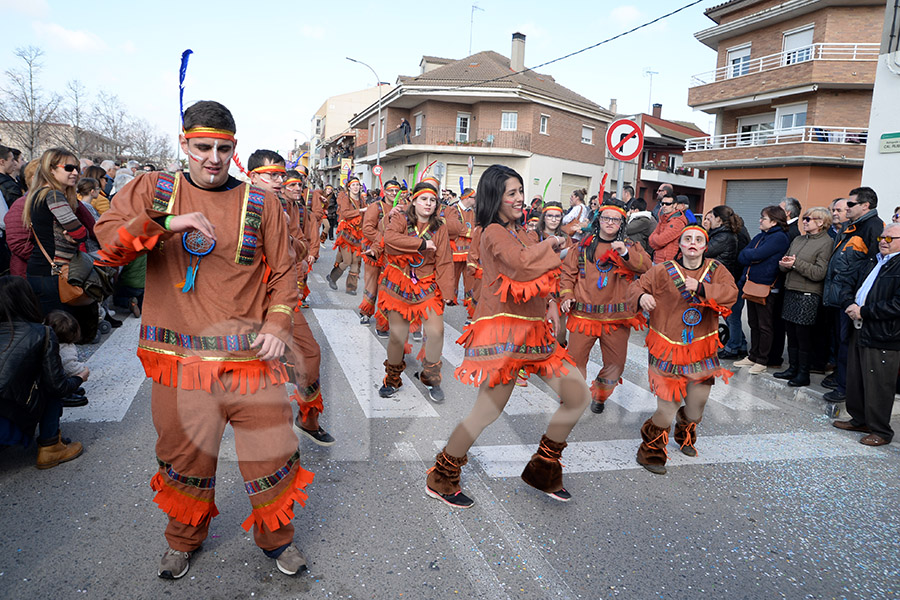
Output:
left=0, top=145, right=149, bottom=466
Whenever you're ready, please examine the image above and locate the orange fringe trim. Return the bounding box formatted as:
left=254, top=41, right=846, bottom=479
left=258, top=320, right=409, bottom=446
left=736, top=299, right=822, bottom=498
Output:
left=150, top=472, right=218, bottom=527
left=137, top=348, right=288, bottom=394
left=597, top=248, right=639, bottom=282
left=590, top=379, right=619, bottom=403
left=566, top=313, right=646, bottom=337
left=644, top=328, right=722, bottom=365
left=692, top=298, right=733, bottom=318
left=493, top=267, right=560, bottom=303
left=648, top=367, right=733, bottom=403
left=358, top=295, right=376, bottom=316
left=96, top=224, right=161, bottom=267
left=241, top=466, right=316, bottom=532
left=290, top=390, right=324, bottom=419
left=455, top=343, right=573, bottom=388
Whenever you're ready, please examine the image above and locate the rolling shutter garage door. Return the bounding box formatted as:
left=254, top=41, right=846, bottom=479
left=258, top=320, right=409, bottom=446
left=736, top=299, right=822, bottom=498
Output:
left=445, top=163, right=488, bottom=194
left=560, top=173, right=591, bottom=205
left=724, top=179, right=788, bottom=231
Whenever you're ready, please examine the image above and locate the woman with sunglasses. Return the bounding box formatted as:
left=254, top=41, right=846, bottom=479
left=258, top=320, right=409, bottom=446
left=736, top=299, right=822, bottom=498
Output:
left=559, top=201, right=650, bottom=414
left=427, top=165, right=589, bottom=508
left=377, top=181, right=454, bottom=402
left=773, top=207, right=833, bottom=387
left=22, top=148, right=98, bottom=343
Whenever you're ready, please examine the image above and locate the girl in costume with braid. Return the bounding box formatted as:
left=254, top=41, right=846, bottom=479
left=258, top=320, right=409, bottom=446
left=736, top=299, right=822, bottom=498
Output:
left=283, top=170, right=316, bottom=308
left=360, top=179, right=401, bottom=334
left=378, top=181, right=454, bottom=402
left=426, top=165, right=590, bottom=508
left=328, top=176, right=365, bottom=295
left=560, top=202, right=651, bottom=414
left=629, top=225, right=737, bottom=475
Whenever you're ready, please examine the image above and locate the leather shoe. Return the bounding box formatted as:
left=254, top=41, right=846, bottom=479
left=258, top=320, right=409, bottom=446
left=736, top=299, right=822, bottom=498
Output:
left=823, top=390, right=846, bottom=403
left=859, top=434, right=890, bottom=446
left=718, top=349, right=746, bottom=360
left=62, top=395, right=88, bottom=408
left=832, top=420, right=869, bottom=432
left=821, top=375, right=839, bottom=389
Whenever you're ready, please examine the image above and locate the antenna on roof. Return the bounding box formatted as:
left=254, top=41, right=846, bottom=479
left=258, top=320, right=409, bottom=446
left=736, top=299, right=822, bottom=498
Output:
left=469, top=4, right=484, bottom=56
left=643, top=67, right=658, bottom=114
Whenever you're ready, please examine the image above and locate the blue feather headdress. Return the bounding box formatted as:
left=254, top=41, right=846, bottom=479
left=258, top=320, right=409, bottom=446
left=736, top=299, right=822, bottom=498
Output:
left=179, top=49, right=193, bottom=127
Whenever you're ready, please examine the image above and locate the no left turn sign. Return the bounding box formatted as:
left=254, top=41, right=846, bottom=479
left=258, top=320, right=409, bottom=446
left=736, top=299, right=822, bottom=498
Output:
left=606, top=118, right=644, bottom=162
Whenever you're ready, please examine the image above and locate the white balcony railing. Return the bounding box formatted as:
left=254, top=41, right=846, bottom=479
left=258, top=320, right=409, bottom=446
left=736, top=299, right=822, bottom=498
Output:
left=689, top=43, right=879, bottom=87
left=685, top=126, right=869, bottom=151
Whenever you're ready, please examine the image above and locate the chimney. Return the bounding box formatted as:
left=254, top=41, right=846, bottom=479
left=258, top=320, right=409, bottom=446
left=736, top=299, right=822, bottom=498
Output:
left=609, top=98, right=618, bottom=114
left=652, top=103, right=662, bottom=118
left=511, top=32, right=526, bottom=72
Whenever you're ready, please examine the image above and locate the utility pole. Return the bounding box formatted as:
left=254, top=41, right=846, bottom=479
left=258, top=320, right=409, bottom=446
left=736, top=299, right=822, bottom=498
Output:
left=644, top=68, right=658, bottom=114
left=469, top=5, right=484, bottom=55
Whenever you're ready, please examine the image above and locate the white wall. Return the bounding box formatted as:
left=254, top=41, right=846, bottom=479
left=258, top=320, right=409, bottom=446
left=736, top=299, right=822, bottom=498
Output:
left=862, top=56, right=900, bottom=222
left=527, top=154, right=607, bottom=204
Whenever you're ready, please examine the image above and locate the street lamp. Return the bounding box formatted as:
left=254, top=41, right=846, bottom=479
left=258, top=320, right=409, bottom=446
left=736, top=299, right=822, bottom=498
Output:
left=346, top=57, right=382, bottom=166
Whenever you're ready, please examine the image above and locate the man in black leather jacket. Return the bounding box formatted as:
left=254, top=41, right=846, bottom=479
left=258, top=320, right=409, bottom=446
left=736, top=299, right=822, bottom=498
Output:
left=0, top=276, right=85, bottom=467
left=833, top=224, right=900, bottom=446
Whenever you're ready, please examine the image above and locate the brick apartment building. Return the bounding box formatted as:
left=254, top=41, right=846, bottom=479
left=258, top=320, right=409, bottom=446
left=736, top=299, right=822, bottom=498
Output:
left=682, top=0, right=883, bottom=227
left=347, top=33, right=613, bottom=203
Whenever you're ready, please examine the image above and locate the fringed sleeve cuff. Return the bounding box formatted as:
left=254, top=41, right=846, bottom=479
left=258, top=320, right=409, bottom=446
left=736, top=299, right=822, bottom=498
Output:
left=95, top=220, right=169, bottom=267
left=691, top=298, right=733, bottom=318
left=493, top=267, right=561, bottom=303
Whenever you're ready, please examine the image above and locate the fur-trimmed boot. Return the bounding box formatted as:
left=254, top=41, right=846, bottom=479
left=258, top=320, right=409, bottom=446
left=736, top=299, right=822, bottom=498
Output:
left=379, top=359, right=405, bottom=398
left=521, top=435, right=571, bottom=501
left=637, top=418, right=670, bottom=475
left=346, top=272, right=359, bottom=296
left=425, top=448, right=474, bottom=508
left=327, top=264, right=341, bottom=290
left=673, top=406, right=701, bottom=457
left=417, top=359, right=444, bottom=403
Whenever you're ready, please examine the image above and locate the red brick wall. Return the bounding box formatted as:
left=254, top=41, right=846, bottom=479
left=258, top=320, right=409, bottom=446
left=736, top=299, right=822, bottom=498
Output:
left=529, top=106, right=607, bottom=164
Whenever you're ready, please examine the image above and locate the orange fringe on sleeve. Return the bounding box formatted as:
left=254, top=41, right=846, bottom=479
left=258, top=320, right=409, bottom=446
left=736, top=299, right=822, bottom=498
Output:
left=692, top=298, right=733, bottom=318
left=137, top=348, right=288, bottom=394
left=150, top=472, right=218, bottom=527
left=95, top=224, right=162, bottom=267
left=493, top=267, right=561, bottom=303
left=241, top=466, right=315, bottom=533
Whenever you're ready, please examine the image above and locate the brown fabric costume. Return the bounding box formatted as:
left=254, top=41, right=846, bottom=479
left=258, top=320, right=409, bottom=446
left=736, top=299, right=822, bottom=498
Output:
left=464, top=226, right=483, bottom=320
left=359, top=197, right=390, bottom=321
left=94, top=172, right=313, bottom=552
left=629, top=258, right=738, bottom=402
left=443, top=202, right=476, bottom=302
left=332, top=190, right=363, bottom=292
left=560, top=238, right=650, bottom=403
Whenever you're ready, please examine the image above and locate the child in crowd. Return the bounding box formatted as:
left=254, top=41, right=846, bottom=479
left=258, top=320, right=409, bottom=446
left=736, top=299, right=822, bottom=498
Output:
left=45, top=310, right=90, bottom=407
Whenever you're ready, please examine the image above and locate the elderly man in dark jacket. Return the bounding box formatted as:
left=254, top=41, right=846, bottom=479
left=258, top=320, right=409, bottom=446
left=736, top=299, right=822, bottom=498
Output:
left=832, top=223, right=900, bottom=446
left=821, top=187, right=884, bottom=402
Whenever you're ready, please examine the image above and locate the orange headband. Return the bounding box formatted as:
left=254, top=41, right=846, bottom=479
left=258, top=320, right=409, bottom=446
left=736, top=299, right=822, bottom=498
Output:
left=542, top=206, right=563, bottom=214
left=411, top=188, right=436, bottom=201
left=251, top=164, right=286, bottom=175
left=183, top=127, right=236, bottom=142
left=681, top=225, right=709, bottom=242
left=284, top=177, right=303, bottom=186
left=598, top=205, right=627, bottom=219
left=384, top=184, right=400, bottom=191
left=461, top=190, right=475, bottom=200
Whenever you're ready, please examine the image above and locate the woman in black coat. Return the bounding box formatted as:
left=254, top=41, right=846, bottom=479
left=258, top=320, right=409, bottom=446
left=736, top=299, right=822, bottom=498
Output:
left=0, top=275, right=86, bottom=468
left=703, top=205, right=742, bottom=280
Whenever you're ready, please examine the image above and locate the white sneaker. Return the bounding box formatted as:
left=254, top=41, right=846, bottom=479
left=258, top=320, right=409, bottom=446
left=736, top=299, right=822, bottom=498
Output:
left=748, top=363, right=767, bottom=374
left=733, top=357, right=755, bottom=367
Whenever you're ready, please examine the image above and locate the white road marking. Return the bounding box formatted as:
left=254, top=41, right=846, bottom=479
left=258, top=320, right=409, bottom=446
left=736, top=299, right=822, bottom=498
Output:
left=62, top=317, right=145, bottom=423
left=394, top=441, right=511, bottom=600
left=441, top=322, right=560, bottom=415
left=314, top=309, right=437, bottom=418
left=467, top=432, right=873, bottom=477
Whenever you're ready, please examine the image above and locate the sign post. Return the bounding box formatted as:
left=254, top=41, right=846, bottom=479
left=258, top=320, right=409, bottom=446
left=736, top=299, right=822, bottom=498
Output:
left=467, top=155, right=475, bottom=188
left=606, top=118, right=644, bottom=201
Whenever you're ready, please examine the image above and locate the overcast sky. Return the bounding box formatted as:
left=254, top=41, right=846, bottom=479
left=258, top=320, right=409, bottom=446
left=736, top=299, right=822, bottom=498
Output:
left=0, top=0, right=718, bottom=157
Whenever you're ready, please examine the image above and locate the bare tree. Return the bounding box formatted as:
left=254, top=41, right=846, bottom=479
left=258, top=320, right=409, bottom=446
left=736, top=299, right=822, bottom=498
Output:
left=0, top=46, right=62, bottom=160
left=92, top=91, right=131, bottom=158
left=127, top=117, right=173, bottom=165
left=53, top=79, right=97, bottom=158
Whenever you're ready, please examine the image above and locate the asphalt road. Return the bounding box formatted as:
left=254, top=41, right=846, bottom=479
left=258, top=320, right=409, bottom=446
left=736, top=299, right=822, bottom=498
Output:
left=1, top=245, right=898, bottom=600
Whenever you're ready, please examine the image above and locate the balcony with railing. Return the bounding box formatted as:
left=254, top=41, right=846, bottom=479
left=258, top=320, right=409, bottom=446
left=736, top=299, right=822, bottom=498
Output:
left=683, top=125, right=868, bottom=167
left=639, top=162, right=706, bottom=188
left=355, top=125, right=532, bottom=161
left=688, top=43, right=878, bottom=108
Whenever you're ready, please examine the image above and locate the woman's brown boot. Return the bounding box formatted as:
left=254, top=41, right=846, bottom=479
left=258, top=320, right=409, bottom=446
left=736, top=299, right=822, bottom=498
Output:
left=417, top=359, right=444, bottom=403
left=346, top=272, right=359, bottom=295
left=637, top=418, right=670, bottom=475
left=426, top=449, right=474, bottom=508
left=673, top=406, right=701, bottom=457
left=521, top=435, right=571, bottom=501
left=378, top=360, right=405, bottom=398
left=36, top=433, right=83, bottom=469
